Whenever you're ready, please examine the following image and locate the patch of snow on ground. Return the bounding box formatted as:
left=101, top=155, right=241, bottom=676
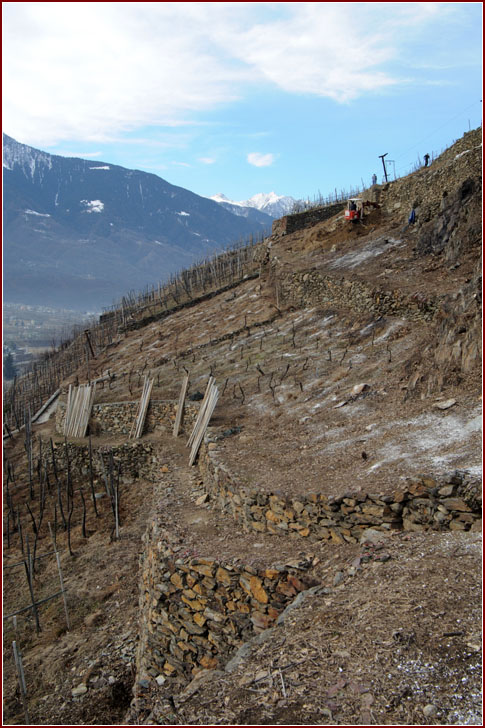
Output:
left=24, top=209, right=51, bottom=217
left=34, top=399, right=59, bottom=424
left=393, top=654, right=482, bottom=726
left=329, top=236, right=404, bottom=269
left=310, top=404, right=481, bottom=475
left=373, top=320, right=406, bottom=343
left=81, top=200, right=104, bottom=213
left=364, top=407, right=482, bottom=473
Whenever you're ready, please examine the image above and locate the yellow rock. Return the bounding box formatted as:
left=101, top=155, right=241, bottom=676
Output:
left=330, top=528, right=344, bottom=544
left=194, top=613, right=207, bottom=627
left=191, top=563, right=214, bottom=578
left=181, top=596, right=206, bottom=611
left=200, top=655, right=218, bottom=669
left=216, top=566, right=232, bottom=586
left=264, top=568, right=279, bottom=580
left=250, top=576, right=269, bottom=604
left=170, top=572, right=184, bottom=589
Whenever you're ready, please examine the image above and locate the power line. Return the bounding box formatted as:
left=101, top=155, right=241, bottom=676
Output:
left=393, top=100, right=481, bottom=162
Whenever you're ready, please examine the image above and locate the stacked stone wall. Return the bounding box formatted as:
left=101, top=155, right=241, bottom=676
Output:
left=137, top=520, right=316, bottom=682
left=199, top=441, right=481, bottom=542
left=44, top=440, right=161, bottom=481
left=271, top=202, right=345, bottom=236
left=136, top=441, right=480, bottom=685
left=56, top=400, right=198, bottom=437
left=276, top=269, right=439, bottom=322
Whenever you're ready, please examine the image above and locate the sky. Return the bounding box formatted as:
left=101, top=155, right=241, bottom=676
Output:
left=2, top=2, right=483, bottom=202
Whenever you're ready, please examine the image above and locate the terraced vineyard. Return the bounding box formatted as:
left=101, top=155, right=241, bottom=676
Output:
left=3, top=128, right=482, bottom=726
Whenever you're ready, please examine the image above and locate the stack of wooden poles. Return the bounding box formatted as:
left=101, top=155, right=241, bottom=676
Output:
left=63, top=384, right=96, bottom=438
left=187, top=376, right=219, bottom=466
left=130, top=376, right=154, bottom=439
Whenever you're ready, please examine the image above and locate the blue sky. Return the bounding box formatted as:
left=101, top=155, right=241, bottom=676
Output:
left=3, top=2, right=482, bottom=202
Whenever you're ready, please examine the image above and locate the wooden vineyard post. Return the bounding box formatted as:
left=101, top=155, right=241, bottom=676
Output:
left=130, top=376, right=154, bottom=439
left=173, top=374, right=189, bottom=437
left=88, top=436, right=99, bottom=517
left=114, top=478, right=120, bottom=540
left=187, top=378, right=219, bottom=466
left=187, top=376, right=215, bottom=449
left=64, top=385, right=72, bottom=435
left=23, top=537, right=40, bottom=634
left=64, top=384, right=96, bottom=438
left=48, top=522, right=70, bottom=631
left=12, top=641, right=29, bottom=724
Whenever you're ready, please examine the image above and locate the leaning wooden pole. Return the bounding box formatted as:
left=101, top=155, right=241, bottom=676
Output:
left=173, top=374, right=189, bottom=437
left=131, top=376, right=154, bottom=439
left=189, top=382, right=219, bottom=466
left=187, top=376, right=215, bottom=449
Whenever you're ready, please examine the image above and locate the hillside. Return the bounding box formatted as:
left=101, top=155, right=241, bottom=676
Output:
left=2, top=135, right=272, bottom=309
left=2, top=128, right=482, bottom=726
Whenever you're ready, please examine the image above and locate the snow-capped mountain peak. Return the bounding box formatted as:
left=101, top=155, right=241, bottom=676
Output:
left=3, top=133, right=53, bottom=179
left=210, top=192, right=244, bottom=207
left=209, top=191, right=297, bottom=218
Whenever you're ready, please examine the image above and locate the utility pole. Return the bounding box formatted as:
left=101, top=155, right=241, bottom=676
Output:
left=84, top=330, right=96, bottom=359
left=379, top=153, right=389, bottom=183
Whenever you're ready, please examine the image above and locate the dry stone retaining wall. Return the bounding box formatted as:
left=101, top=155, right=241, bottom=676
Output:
left=45, top=440, right=161, bottom=481
left=275, top=269, right=439, bottom=322
left=271, top=202, right=345, bottom=237
left=136, top=441, right=480, bottom=686
left=137, top=520, right=317, bottom=682
left=56, top=400, right=198, bottom=437
left=198, top=441, right=481, bottom=542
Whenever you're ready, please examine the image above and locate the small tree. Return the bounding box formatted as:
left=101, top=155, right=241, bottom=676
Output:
left=3, top=352, right=17, bottom=380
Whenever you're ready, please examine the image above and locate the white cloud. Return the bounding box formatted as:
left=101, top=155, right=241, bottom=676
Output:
left=199, top=157, right=216, bottom=164
left=2, top=3, right=245, bottom=146
left=2, top=2, right=458, bottom=145
left=247, top=152, right=276, bottom=168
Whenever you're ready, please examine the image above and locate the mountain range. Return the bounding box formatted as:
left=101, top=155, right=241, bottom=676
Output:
left=209, top=191, right=297, bottom=219
left=2, top=135, right=278, bottom=310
